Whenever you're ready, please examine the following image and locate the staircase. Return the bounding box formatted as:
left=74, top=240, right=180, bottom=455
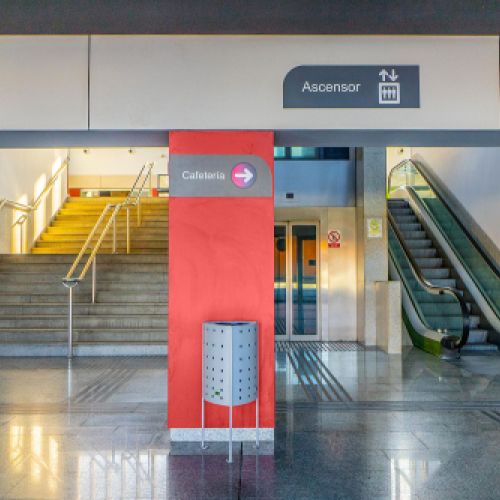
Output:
left=388, top=198, right=497, bottom=352
left=0, top=197, right=168, bottom=356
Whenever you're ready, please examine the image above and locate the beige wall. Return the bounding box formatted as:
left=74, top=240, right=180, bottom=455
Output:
left=274, top=207, right=357, bottom=341
left=0, top=37, right=88, bottom=130
left=0, top=35, right=497, bottom=131
left=90, top=35, right=499, bottom=130
left=0, top=149, right=69, bottom=253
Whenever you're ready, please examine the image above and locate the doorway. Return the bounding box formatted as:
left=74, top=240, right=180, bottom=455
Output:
left=274, top=222, right=319, bottom=340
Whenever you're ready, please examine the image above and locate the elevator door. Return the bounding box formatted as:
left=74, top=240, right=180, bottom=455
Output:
left=274, top=222, right=319, bottom=340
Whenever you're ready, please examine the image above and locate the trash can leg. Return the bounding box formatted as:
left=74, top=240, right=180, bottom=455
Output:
left=201, top=396, right=208, bottom=450
left=227, top=405, right=233, bottom=463
left=256, top=396, right=260, bottom=449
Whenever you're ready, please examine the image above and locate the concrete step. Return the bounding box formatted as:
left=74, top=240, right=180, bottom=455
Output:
left=0, top=329, right=167, bottom=343
left=0, top=303, right=167, bottom=315
left=31, top=248, right=167, bottom=255
left=0, top=254, right=168, bottom=263
left=0, top=263, right=168, bottom=273
left=35, top=240, right=168, bottom=248
left=0, top=315, right=168, bottom=328
left=0, top=342, right=167, bottom=357
left=0, top=292, right=168, bottom=303
left=0, top=281, right=167, bottom=292
left=38, top=234, right=168, bottom=243
left=0, top=272, right=167, bottom=283
left=44, top=227, right=168, bottom=236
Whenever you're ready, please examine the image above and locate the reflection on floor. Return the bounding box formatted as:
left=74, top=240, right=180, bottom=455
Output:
left=1, top=348, right=500, bottom=498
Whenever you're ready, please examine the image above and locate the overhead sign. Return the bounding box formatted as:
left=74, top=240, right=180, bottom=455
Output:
left=283, top=65, right=420, bottom=108
left=328, top=229, right=341, bottom=249
left=169, top=154, right=272, bottom=197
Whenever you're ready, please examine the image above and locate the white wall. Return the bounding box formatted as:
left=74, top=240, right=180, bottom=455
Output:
left=90, top=35, right=499, bottom=130
left=68, top=148, right=168, bottom=175
left=0, top=149, right=69, bottom=253
left=0, top=37, right=88, bottom=130
left=410, top=147, right=500, bottom=250
left=68, top=147, right=169, bottom=189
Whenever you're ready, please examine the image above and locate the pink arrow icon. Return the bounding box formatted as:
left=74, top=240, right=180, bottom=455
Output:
left=231, top=163, right=257, bottom=189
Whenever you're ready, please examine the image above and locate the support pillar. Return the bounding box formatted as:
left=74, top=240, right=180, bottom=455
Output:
left=167, top=131, right=275, bottom=442
left=356, top=147, right=389, bottom=346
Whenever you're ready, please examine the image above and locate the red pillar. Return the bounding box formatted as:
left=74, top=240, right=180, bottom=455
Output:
left=168, top=131, right=275, bottom=436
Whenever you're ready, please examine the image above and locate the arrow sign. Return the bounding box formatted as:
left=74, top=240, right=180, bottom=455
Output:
left=388, top=69, right=399, bottom=81
left=231, top=162, right=257, bottom=189
left=234, top=167, right=254, bottom=184
left=379, top=69, right=389, bottom=81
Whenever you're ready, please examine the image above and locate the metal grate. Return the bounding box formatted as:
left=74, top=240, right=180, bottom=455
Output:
left=275, top=341, right=364, bottom=353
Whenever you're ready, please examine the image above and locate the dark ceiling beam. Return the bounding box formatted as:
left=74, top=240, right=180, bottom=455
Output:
left=0, top=0, right=499, bottom=35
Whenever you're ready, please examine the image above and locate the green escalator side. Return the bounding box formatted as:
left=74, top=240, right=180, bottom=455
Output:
left=417, top=190, right=500, bottom=319
left=389, top=227, right=456, bottom=357
left=401, top=308, right=442, bottom=357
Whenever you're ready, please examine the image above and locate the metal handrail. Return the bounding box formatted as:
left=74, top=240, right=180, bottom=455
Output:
left=388, top=159, right=500, bottom=279
left=388, top=211, right=470, bottom=352
left=62, top=161, right=155, bottom=358
left=0, top=158, right=69, bottom=253
left=0, top=158, right=69, bottom=215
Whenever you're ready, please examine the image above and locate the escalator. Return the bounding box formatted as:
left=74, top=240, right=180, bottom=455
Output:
left=387, top=159, right=500, bottom=358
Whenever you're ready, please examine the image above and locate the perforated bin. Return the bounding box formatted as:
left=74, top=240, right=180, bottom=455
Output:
left=201, top=321, right=259, bottom=462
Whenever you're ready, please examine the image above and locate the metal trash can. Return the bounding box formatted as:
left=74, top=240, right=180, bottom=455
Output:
left=201, top=321, right=259, bottom=463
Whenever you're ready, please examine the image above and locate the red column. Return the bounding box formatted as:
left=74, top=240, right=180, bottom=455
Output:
left=168, top=131, right=275, bottom=432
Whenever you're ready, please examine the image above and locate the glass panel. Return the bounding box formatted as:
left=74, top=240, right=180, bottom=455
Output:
left=274, top=146, right=286, bottom=159
left=274, top=225, right=287, bottom=336
left=290, top=147, right=318, bottom=159
left=292, top=225, right=317, bottom=335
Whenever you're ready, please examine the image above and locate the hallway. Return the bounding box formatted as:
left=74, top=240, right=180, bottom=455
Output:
left=1, top=347, right=500, bottom=499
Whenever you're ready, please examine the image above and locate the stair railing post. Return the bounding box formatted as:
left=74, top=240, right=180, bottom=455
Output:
left=112, top=213, right=117, bottom=254
left=68, top=286, right=73, bottom=358
left=63, top=279, right=80, bottom=359
left=91, top=257, right=97, bottom=304
left=19, top=222, right=23, bottom=255
left=126, top=207, right=131, bottom=254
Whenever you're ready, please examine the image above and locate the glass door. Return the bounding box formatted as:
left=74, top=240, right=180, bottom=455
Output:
left=274, top=222, right=319, bottom=340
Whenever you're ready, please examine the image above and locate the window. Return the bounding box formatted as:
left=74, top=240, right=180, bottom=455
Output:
left=274, top=147, right=350, bottom=160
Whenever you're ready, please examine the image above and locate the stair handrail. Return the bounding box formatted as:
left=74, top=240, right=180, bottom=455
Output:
left=0, top=158, right=69, bottom=252
left=62, top=161, right=155, bottom=358
left=388, top=211, right=470, bottom=352
left=388, top=159, right=500, bottom=279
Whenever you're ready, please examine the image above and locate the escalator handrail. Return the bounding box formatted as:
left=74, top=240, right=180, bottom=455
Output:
left=388, top=159, right=500, bottom=280
left=388, top=211, right=470, bottom=350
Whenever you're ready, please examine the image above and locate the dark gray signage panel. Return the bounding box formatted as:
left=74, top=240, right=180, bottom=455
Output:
left=169, top=154, right=272, bottom=197
left=284, top=65, right=420, bottom=108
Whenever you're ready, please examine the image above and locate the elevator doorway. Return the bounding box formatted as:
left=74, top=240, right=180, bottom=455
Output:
left=274, top=222, right=319, bottom=340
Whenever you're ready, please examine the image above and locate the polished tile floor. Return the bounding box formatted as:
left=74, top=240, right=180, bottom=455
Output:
left=1, top=347, right=500, bottom=499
